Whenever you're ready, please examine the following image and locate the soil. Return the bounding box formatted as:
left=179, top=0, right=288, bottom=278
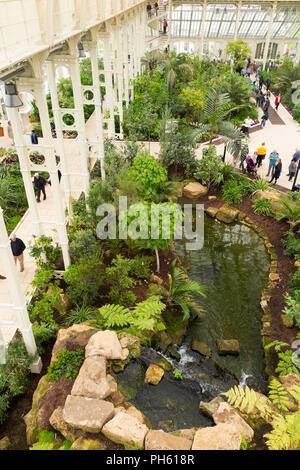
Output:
left=181, top=188, right=298, bottom=354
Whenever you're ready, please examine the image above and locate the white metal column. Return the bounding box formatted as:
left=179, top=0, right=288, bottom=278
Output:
left=199, top=1, right=207, bottom=57
left=263, top=2, right=277, bottom=69
left=100, top=32, right=116, bottom=137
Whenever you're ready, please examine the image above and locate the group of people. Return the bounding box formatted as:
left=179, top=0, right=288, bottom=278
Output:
left=146, top=2, right=159, bottom=18
left=239, top=143, right=300, bottom=185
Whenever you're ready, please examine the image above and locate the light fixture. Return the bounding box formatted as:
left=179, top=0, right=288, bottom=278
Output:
left=4, top=81, right=23, bottom=108
left=78, top=42, right=86, bottom=58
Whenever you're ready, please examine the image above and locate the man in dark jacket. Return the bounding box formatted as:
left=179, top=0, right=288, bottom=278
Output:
left=10, top=235, right=26, bottom=272
left=31, top=130, right=38, bottom=144
left=269, top=158, right=282, bottom=185
left=266, top=77, right=271, bottom=91
left=33, top=173, right=47, bottom=202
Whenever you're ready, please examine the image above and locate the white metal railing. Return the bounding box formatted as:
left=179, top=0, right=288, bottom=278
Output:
left=0, top=0, right=147, bottom=73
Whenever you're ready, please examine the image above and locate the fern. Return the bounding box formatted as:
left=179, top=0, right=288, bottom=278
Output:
left=223, top=385, right=274, bottom=418
left=264, top=413, right=300, bottom=450
left=268, top=379, right=290, bottom=412
left=289, top=385, right=300, bottom=405
left=98, top=304, right=131, bottom=328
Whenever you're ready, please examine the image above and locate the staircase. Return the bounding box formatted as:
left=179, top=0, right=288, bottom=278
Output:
left=147, top=1, right=170, bottom=52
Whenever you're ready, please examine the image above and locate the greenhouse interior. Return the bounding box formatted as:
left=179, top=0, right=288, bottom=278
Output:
left=0, top=0, right=300, bottom=453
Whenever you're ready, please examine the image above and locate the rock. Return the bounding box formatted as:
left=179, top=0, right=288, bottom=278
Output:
left=71, top=357, right=112, bottom=400
left=167, top=345, right=181, bottom=361
left=0, top=436, right=11, bottom=450
left=269, top=273, right=279, bottom=282
left=115, top=403, right=152, bottom=429
left=145, top=364, right=164, bottom=385
left=216, top=205, right=240, bottom=224
left=49, top=406, right=78, bottom=442
left=118, top=332, right=141, bottom=359
left=152, top=331, right=172, bottom=353
left=86, top=330, right=127, bottom=360
left=71, top=437, right=106, bottom=450
left=63, top=395, right=114, bottom=433
left=213, top=402, right=254, bottom=441
left=205, top=207, right=219, bottom=218
left=199, top=397, right=225, bottom=418
left=102, top=411, right=149, bottom=449
left=171, top=428, right=198, bottom=441
left=106, top=390, right=125, bottom=407
left=51, top=324, right=98, bottom=363
left=26, top=374, right=52, bottom=445
left=208, top=196, right=217, bottom=201
left=279, top=374, right=300, bottom=392
left=107, top=374, right=118, bottom=394
left=216, top=339, right=240, bottom=356
left=145, top=430, right=192, bottom=450
left=281, top=314, right=294, bottom=328
left=183, top=182, right=208, bottom=199
left=157, top=358, right=172, bottom=372
left=252, top=190, right=283, bottom=211
left=192, top=424, right=241, bottom=450
left=46, top=286, right=71, bottom=314
left=149, top=273, right=164, bottom=285
left=191, top=340, right=212, bottom=357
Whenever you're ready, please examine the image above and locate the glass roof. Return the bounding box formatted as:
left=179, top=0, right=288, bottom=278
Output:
left=168, top=2, right=300, bottom=39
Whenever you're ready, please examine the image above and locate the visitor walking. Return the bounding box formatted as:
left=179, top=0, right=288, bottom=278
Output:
left=266, top=150, right=279, bottom=177
left=266, top=77, right=271, bottom=91
left=10, top=234, right=26, bottom=272
left=146, top=3, right=152, bottom=18
left=293, top=148, right=300, bottom=161
left=256, top=142, right=267, bottom=168
left=263, top=97, right=271, bottom=116
left=163, top=18, right=168, bottom=34
left=269, top=159, right=282, bottom=185
left=275, top=93, right=282, bottom=111
left=239, top=145, right=248, bottom=173
left=33, top=172, right=47, bottom=202
left=261, top=112, right=268, bottom=128
left=154, top=2, right=159, bottom=15
left=31, top=129, right=38, bottom=145
left=287, top=158, right=297, bottom=181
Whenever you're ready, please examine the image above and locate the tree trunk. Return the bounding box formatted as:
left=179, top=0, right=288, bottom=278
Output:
left=155, top=248, right=160, bottom=273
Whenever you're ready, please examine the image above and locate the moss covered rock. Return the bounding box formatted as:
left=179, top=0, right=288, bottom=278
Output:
left=71, top=437, right=106, bottom=450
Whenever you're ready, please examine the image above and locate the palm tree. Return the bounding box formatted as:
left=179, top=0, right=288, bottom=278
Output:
left=141, top=50, right=163, bottom=73
left=275, top=196, right=300, bottom=231
left=148, top=260, right=205, bottom=320
left=190, top=87, right=247, bottom=157
left=159, top=51, right=194, bottom=91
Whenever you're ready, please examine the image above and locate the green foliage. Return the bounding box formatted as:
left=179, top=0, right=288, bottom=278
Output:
left=173, top=369, right=183, bottom=380
left=0, top=161, right=28, bottom=230
left=28, top=235, right=62, bottom=270
left=292, top=103, right=300, bottom=123
left=30, top=284, right=61, bottom=324
left=268, top=378, right=290, bottom=412
left=129, top=256, right=151, bottom=280
left=48, top=348, right=84, bottom=381
left=225, top=39, right=252, bottom=66
left=264, top=413, right=300, bottom=451
left=128, top=150, right=168, bottom=201
left=194, top=145, right=226, bottom=189
left=222, top=179, right=243, bottom=203
left=64, top=305, right=97, bottom=326
left=264, top=341, right=300, bottom=376
left=148, top=260, right=205, bottom=321
left=63, top=249, right=104, bottom=306
left=275, top=195, right=300, bottom=230
left=96, top=298, right=166, bottom=332
left=252, top=178, right=270, bottom=193
left=282, top=230, right=300, bottom=258
left=105, top=255, right=137, bottom=307
left=30, top=430, right=72, bottom=450
left=32, top=321, right=59, bottom=355
left=160, top=129, right=198, bottom=179
left=69, top=229, right=99, bottom=261
left=283, top=290, right=300, bottom=328
left=0, top=339, right=32, bottom=424
left=253, top=197, right=274, bottom=217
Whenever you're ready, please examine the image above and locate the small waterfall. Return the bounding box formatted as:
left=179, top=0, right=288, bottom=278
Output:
left=239, top=371, right=252, bottom=387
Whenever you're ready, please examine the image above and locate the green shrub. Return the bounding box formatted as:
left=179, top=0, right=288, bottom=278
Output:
left=64, top=250, right=104, bottom=306
left=252, top=178, right=270, bottom=194
left=282, top=230, right=300, bottom=258
left=253, top=197, right=274, bottom=216
left=130, top=256, right=151, bottom=280
left=292, top=103, right=300, bottom=123
left=32, top=322, right=59, bottom=354
left=129, top=150, right=168, bottom=201
left=69, top=229, right=99, bottom=261
left=105, top=255, right=137, bottom=307
left=222, top=179, right=243, bottom=203
left=159, top=131, right=197, bottom=178
left=64, top=305, right=97, bottom=326
left=194, top=145, right=226, bottom=190
left=48, top=349, right=85, bottom=381
left=28, top=235, right=62, bottom=270
left=30, top=285, right=61, bottom=324
left=283, top=290, right=300, bottom=328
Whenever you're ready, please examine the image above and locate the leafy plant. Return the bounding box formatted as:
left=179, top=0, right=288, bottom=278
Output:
left=282, top=229, right=300, bottom=258
left=69, top=229, right=99, bottom=261
left=275, top=196, right=300, bottom=231
left=64, top=305, right=97, bottom=326
left=194, top=145, right=226, bottom=190
left=105, top=255, right=137, bottom=307
left=264, top=341, right=300, bottom=376
left=283, top=290, right=300, bottom=328
left=268, top=378, right=290, bottom=412
left=148, top=260, right=205, bottom=321
left=252, top=178, right=270, bottom=194
left=173, top=369, right=183, bottom=380
left=30, top=430, right=72, bottom=451
left=222, top=179, right=243, bottom=204
left=32, top=321, right=59, bottom=354
left=96, top=298, right=166, bottom=332
left=253, top=197, right=274, bottom=216
left=28, top=235, right=62, bottom=270
left=48, top=349, right=85, bottom=381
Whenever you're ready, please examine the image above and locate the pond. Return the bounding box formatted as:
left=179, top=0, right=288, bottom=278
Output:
left=114, top=215, right=270, bottom=430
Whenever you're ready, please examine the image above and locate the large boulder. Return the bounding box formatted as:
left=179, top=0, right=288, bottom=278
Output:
left=192, top=424, right=242, bottom=450
left=86, top=330, right=128, bottom=361
left=252, top=190, right=283, bottom=211
left=199, top=397, right=225, bottom=418
left=205, top=207, right=219, bottom=218
left=101, top=411, right=149, bottom=449
left=213, top=402, right=254, bottom=441
left=71, top=357, right=113, bottom=400
left=145, top=430, right=192, bottom=450
left=144, top=364, right=164, bottom=385
left=26, top=374, right=52, bottom=445
left=114, top=403, right=152, bottom=429
left=183, top=182, right=208, bottom=199
left=191, top=340, right=212, bottom=357
left=49, top=406, right=78, bottom=442
left=63, top=395, right=114, bottom=433
left=216, top=205, right=240, bottom=224
left=118, top=332, right=141, bottom=359
left=216, top=339, right=240, bottom=356
left=51, top=324, right=98, bottom=363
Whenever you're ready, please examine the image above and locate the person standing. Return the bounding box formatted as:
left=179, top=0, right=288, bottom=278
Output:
left=163, top=18, right=168, bottom=34
left=274, top=93, right=282, bottom=111
left=266, top=77, right=271, bottom=91
left=146, top=3, right=152, bottom=18
left=269, top=158, right=282, bottom=185
left=155, top=2, right=159, bottom=15
left=293, top=148, right=300, bottom=162
left=264, top=97, right=270, bottom=117
left=256, top=142, right=267, bottom=168
left=10, top=235, right=26, bottom=272
left=261, top=112, right=268, bottom=128
left=287, top=158, right=297, bottom=181
left=33, top=173, right=47, bottom=202
left=266, top=150, right=279, bottom=177
left=31, top=129, right=38, bottom=145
